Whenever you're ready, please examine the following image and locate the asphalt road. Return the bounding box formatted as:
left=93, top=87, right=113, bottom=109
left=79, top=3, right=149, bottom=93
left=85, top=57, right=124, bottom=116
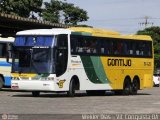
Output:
left=0, top=87, right=160, bottom=120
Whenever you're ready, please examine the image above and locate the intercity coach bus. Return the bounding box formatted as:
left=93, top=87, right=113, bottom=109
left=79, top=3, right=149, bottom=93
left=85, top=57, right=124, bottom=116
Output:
left=0, top=37, right=14, bottom=89
left=10, top=27, right=153, bottom=97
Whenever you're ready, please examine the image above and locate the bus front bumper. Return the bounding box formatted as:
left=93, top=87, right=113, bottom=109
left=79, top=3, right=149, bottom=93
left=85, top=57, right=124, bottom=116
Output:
left=11, top=80, right=55, bottom=91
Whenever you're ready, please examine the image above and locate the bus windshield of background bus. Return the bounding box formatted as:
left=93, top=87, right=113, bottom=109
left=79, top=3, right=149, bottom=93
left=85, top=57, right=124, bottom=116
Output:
left=12, top=36, right=56, bottom=74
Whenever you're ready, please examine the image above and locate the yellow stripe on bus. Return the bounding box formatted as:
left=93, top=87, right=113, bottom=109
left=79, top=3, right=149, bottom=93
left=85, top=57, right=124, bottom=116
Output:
left=11, top=73, right=37, bottom=77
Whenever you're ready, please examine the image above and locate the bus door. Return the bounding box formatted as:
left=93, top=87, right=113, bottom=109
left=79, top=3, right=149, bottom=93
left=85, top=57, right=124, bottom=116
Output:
left=56, top=34, right=68, bottom=77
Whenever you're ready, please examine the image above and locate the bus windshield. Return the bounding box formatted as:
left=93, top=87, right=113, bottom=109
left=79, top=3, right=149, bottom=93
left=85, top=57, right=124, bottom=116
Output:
left=14, top=36, right=54, bottom=47
left=12, top=36, right=56, bottom=74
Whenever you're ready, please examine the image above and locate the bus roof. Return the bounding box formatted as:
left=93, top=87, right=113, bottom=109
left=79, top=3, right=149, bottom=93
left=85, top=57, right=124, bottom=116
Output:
left=16, top=28, right=71, bottom=35
left=16, top=27, right=152, bottom=41
left=69, top=27, right=120, bottom=36
left=0, top=37, right=14, bottom=43
left=69, top=27, right=152, bottom=41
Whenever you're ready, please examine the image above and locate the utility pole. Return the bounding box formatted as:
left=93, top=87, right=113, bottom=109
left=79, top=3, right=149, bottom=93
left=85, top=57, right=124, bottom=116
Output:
left=139, top=16, right=154, bottom=28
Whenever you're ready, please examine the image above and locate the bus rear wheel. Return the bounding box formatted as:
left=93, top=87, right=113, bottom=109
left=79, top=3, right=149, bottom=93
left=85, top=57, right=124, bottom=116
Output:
left=0, top=77, right=4, bottom=89
left=67, top=79, right=76, bottom=97
left=123, top=78, right=132, bottom=95
left=132, top=79, right=139, bottom=95
left=32, top=91, right=40, bottom=97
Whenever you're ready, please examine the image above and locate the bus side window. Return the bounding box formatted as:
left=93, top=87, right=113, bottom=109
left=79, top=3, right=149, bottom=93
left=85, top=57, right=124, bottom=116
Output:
left=113, top=41, right=119, bottom=55
left=123, top=42, right=128, bottom=55
left=140, top=42, right=145, bottom=56
left=146, top=42, right=152, bottom=57
left=71, top=35, right=83, bottom=54
left=89, top=39, right=97, bottom=53
left=129, top=41, right=134, bottom=55
left=71, top=38, right=76, bottom=53
left=135, top=42, right=140, bottom=56
left=0, top=43, right=7, bottom=58
left=104, top=40, right=109, bottom=55
left=0, top=43, right=3, bottom=57
left=140, top=41, right=152, bottom=57
left=117, top=42, right=123, bottom=54
left=100, top=40, right=105, bottom=54
left=99, top=38, right=110, bottom=55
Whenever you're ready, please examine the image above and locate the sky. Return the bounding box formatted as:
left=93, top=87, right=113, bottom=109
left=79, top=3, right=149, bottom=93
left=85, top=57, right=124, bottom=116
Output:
left=44, top=0, right=160, bottom=34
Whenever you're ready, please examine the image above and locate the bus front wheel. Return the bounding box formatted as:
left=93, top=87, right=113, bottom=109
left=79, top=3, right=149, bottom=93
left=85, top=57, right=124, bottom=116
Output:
left=67, top=79, right=76, bottom=97
left=32, top=91, right=40, bottom=97
left=0, top=77, right=4, bottom=89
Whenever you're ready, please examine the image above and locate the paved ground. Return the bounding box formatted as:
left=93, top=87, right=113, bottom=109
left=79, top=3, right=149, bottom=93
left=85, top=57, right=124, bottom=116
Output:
left=0, top=87, right=160, bottom=120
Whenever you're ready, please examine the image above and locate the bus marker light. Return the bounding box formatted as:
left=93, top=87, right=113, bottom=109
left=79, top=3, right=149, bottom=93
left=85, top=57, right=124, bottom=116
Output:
left=11, top=86, right=19, bottom=89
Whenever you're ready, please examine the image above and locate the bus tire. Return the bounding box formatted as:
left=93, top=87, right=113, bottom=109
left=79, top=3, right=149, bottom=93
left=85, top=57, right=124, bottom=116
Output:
left=132, top=79, right=139, bottom=95
left=67, top=79, right=76, bottom=97
left=32, top=91, right=40, bottom=97
left=123, top=78, right=132, bottom=95
left=0, top=76, right=4, bottom=89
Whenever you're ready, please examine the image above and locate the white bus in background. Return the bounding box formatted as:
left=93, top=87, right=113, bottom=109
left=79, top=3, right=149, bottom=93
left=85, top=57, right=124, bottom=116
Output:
left=0, top=37, right=14, bottom=89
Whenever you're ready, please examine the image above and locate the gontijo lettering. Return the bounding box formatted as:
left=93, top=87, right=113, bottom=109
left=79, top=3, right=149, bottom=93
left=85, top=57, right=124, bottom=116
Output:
left=108, top=59, right=131, bottom=66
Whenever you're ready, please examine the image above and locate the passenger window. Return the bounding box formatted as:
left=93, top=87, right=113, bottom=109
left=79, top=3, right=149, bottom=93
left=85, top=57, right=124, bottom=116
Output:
left=0, top=43, right=8, bottom=58
left=70, top=35, right=152, bottom=58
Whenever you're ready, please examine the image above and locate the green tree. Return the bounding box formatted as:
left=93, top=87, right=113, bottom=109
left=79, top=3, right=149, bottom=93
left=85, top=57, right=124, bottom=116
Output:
left=137, top=26, right=160, bottom=70
left=62, top=2, right=89, bottom=25
left=42, top=0, right=89, bottom=25
left=42, top=0, right=62, bottom=23
left=0, top=0, right=43, bottom=18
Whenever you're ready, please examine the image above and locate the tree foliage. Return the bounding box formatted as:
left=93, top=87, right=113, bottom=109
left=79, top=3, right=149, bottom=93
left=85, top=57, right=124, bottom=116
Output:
left=0, top=0, right=43, bottom=18
left=42, top=0, right=89, bottom=25
left=0, top=0, right=89, bottom=25
left=137, top=26, right=160, bottom=70
left=42, top=0, right=62, bottom=23
left=62, top=2, right=89, bottom=25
